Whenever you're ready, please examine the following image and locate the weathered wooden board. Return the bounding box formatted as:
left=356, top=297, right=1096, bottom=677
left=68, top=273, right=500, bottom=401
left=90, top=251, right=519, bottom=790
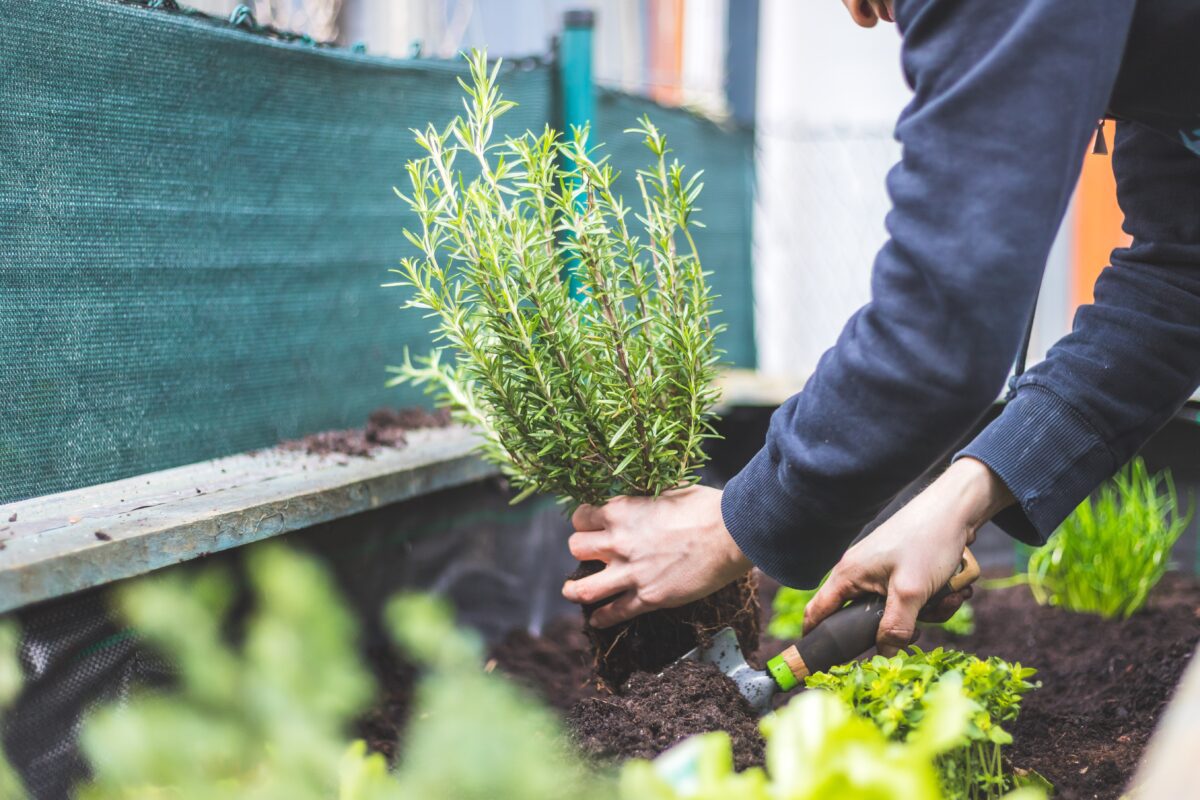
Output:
left=1128, top=639, right=1200, bottom=797
left=0, top=427, right=496, bottom=613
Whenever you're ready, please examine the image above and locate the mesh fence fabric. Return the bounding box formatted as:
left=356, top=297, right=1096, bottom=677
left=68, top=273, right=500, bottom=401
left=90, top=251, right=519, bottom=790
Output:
left=593, top=89, right=757, bottom=370
left=1, top=0, right=755, bottom=505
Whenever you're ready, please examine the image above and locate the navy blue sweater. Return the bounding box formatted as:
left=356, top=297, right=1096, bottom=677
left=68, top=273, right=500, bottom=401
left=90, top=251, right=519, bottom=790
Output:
left=722, top=0, right=1200, bottom=587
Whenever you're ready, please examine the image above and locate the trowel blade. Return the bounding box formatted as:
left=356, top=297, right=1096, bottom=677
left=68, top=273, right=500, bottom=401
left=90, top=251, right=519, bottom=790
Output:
left=674, top=626, right=778, bottom=714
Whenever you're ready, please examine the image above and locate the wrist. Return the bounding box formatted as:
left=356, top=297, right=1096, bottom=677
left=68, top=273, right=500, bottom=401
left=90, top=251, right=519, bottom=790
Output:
left=943, top=457, right=1016, bottom=533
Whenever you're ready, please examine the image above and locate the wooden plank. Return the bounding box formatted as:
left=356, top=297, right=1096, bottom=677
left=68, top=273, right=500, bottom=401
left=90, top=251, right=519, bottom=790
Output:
left=1128, top=639, right=1200, bottom=797
left=0, top=427, right=496, bottom=613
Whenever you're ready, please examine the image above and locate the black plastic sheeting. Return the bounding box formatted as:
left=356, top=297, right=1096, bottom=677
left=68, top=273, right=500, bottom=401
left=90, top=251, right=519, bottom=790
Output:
left=2, top=478, right=580, bottom=799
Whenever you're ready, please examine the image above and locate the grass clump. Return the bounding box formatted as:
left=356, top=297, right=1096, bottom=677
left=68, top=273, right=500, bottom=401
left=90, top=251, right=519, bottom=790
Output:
left=387, top=50, right=722, bottom=506
left=805, top=648, right=1038, bottom=800
left=1025, top=457, right=1190, bottom=619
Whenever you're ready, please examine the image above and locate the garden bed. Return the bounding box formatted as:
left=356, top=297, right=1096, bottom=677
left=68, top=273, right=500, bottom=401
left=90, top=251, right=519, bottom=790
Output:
left=356, top=571, right=1198, bottom=800
left=920, top=572, right=1199, bottom=800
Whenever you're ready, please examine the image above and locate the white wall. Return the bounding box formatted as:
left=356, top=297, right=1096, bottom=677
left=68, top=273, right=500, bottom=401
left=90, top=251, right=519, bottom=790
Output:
left=753, top=0, right=909, bottom=378
left=753, top=1, right=1073, bottom=379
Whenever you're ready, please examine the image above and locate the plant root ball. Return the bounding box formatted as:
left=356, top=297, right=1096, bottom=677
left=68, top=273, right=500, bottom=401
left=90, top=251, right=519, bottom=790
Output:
left=572, top=561, right=761, bottom=691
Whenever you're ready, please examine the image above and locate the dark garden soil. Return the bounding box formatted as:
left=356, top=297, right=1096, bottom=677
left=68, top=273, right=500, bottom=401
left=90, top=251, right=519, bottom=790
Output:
left=921, top=572, right=1200, bottom=800
left=357, top=570, right=1198, bottom=799
left=490, top=617, right=598, bottom=710
left=568, top=659, right=765, bottom=770
left=356, top=645, right=419, bottom=762
left=279, top=407, right=451, bottom=457
left=573, top=561, right=761, bottom=690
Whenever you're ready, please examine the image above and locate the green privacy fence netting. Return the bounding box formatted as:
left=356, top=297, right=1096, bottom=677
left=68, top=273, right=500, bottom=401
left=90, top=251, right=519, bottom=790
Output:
left=0, top=0, right=755, bottom=504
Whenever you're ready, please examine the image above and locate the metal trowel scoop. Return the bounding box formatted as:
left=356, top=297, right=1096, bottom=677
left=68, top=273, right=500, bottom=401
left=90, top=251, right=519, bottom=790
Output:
left=673, top=547, right=980, bottom=714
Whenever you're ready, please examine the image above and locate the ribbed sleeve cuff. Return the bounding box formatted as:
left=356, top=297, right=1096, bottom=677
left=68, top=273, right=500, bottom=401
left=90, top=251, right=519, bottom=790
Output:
left=720, top=446, right=837, bottom=588
left=956, top=385, right=1114, bottom=546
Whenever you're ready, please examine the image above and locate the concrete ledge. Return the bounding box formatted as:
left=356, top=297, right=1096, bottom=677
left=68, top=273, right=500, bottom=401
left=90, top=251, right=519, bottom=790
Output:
left=0, top=426, right=496, bottom=613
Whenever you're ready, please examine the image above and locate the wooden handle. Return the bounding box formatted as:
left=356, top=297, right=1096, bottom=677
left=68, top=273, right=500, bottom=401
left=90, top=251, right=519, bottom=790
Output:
left=948, top=547, right=981, bottom=592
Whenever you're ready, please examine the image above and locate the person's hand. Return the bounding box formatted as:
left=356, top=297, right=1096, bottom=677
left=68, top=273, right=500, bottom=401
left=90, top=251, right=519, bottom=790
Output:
left=561, top=485, right=753, bottom=628
left=841, top=0, right=895, bottom=28
left=804, top=457, right=1014, bottom=656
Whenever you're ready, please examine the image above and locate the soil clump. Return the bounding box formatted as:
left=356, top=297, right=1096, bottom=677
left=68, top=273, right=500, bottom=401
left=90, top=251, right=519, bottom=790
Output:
left=280, top=407, right=452, bottom=457
left=568, top=659, right=765, bottom=770
left=489, top=617, right=598, bottom=710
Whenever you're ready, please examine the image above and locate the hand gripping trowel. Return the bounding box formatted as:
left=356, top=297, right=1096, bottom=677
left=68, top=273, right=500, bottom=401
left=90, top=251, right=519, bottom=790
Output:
left=675, top=548, right=981, bottom=714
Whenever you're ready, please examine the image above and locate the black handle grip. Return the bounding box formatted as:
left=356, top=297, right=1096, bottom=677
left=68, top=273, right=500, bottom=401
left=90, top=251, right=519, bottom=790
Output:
left=794, top=595, right=885, bottom=676
left=791, top=548, right=980, bottom=675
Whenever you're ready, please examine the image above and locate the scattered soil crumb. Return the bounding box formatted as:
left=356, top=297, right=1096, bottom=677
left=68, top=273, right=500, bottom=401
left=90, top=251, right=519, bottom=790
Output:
left=568, top=659, right=765, bottom=770
left=7, top=513, right=15, bottom=523
left=94, top=531, right=112, bottom=541
left=280, top=407, right=452, bottom=458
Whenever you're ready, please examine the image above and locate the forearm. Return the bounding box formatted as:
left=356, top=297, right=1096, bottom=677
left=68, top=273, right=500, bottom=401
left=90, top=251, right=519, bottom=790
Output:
left=723, top=0, right=1137, bottom=586
left=960, top=122, right=1200, bottom=544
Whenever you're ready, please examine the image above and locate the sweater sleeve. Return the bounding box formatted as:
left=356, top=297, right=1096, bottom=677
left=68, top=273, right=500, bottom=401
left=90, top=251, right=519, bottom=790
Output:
left=721, top=0, right=1137, bottom=587
left=958, top=121, right=1200, bottom=544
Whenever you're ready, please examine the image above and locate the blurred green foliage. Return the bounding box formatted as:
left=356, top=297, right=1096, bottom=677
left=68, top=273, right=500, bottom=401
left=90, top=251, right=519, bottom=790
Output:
left=59, top=544, right=1048, bottom=799
left=73, top=544, right=608, bottom=800
left=1024, top=458, right=1190, bottom=619
left=0, top=620, right=27, bottom=799
left=805, top=648, right=1038, bottom=800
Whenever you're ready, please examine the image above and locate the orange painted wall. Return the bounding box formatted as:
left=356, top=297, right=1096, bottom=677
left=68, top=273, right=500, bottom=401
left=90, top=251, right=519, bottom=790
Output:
left=1072, top=125, right=1133, bottom=308
left=647, top=0, right=685, bottom=105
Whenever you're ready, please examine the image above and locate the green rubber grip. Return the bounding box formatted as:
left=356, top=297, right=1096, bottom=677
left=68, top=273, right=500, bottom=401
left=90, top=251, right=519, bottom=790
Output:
left=766, top=654, right=799, bottom=691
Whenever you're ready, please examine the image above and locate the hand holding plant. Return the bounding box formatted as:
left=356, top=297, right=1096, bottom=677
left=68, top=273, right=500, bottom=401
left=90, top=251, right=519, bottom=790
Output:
left=388, top=49, right=755, bottom=684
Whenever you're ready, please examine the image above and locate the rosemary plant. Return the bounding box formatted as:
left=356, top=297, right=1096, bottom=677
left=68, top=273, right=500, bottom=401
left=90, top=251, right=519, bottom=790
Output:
left=387, top=51, right=722, bottom=506
left=1023, top=458, right=1190, bottom=619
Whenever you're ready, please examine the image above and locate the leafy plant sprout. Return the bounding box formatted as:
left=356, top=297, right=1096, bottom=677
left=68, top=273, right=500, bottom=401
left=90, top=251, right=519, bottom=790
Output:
left=386, top=50, right=723, bottom=507
left=1017, top=458, right=1190, bottom=619
left=805, top=648, right=1040, bottom=800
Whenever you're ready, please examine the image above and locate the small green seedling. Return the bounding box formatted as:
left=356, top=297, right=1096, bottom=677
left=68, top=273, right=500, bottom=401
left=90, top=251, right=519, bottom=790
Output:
left=805, top=647, right=1039, bottom=800
left=1024, top=458, right=1190, bottom=619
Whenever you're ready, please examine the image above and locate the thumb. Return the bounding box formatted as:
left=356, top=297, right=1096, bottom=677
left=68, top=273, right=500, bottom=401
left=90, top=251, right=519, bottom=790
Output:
left=876, top=579, right=925, bottom=657
left=803, top=574, right=857, bottom=635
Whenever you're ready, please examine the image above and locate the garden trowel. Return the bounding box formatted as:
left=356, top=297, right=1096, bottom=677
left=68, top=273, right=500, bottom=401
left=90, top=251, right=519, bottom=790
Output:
left=673, top=548, right=980, bottom=714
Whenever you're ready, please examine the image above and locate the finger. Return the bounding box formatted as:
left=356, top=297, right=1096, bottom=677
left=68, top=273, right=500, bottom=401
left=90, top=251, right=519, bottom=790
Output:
left=917, top=587, right=969, bottom=624
left=876, top=580, right=926, bottom=657
left=571, top=503, right=605, bottom=531
left=803, top=574, right=858, bottom=635
left=588, top=593, right=650, bottom=629
left=842, top=0, right=878, bottom=27
left=562, top=564, right=632, bottom=606
left=870, top=0, right=894, bottom=23
left=567, top=531, right=616, bottom=563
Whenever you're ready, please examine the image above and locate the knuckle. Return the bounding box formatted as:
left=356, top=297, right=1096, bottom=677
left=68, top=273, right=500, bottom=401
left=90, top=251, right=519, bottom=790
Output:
left=610, top=531, right=634, bottom=558
left=890, top=578, right=925, bottom=602
left=880, top=624, right=914, bottom=645
left=639, top=585, right=665, bottom=607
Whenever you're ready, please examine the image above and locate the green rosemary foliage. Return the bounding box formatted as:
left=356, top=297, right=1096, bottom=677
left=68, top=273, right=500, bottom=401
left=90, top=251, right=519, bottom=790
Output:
left=1025, top=457, right=1190, bottom=619
left=806, top=648, right=1038, bottom=800
left=387, top=51, right=723, bottom=506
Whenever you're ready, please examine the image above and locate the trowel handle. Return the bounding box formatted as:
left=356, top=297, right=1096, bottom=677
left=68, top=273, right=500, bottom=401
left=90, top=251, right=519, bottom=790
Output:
left=764, top=547, right=980, bottom=692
